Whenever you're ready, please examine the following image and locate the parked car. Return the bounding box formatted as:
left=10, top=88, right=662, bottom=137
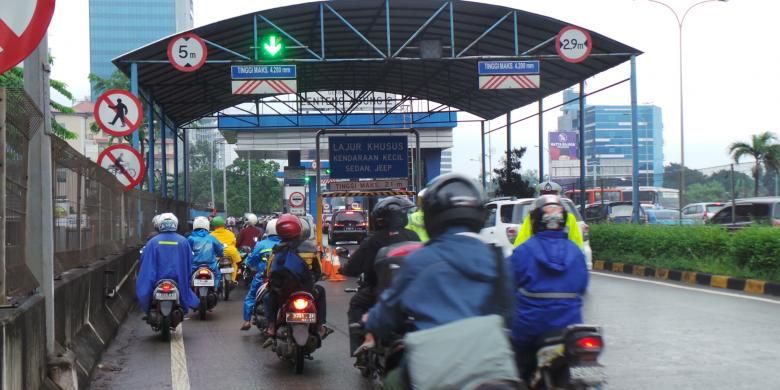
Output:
left=328, top=210, right=368, bottom=244
left=584, top=201, right=648, bottom=224
left=645, top=209, right=695, bottom=225
left=708, top=197, right=780, bottom=229
left=480, top=197, right=593, bottom=269
left=681, top=202, right=726, bottom=224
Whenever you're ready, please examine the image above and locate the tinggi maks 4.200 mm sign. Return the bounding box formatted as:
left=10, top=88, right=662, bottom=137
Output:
left=328, top=136, right=408, bottom=179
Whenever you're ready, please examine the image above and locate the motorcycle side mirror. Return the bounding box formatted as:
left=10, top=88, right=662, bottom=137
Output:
left=335, top=246, right=349, bottom=259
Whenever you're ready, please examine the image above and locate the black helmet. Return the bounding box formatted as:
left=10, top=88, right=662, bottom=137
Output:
left=372, top=196, right=414, bottom=229
left=529, top=194, right=568, bottom=234
left=422, top=173, right=485, bottom=238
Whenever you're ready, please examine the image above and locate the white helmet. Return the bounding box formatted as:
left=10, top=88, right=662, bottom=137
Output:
left=298, top=217, right=311, bottom=239
left=244, top=213, right=258, bottom=226
left=152, top=214, right=162, bottom=231
left=193, top=216, right=210, bottom=231
left=265, top=218, right=278, bottom=236
left=158, top=213, right=179, bottom=232
left=226, top=216, right=237, bottom=227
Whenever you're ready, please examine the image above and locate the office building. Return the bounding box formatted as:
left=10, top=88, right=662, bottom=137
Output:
left=89, top=0, right=193, bottom=99
left=553, top=88, right=664, bottom=187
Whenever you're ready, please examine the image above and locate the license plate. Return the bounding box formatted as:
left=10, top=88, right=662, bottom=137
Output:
left=155, top=292, right=176, bottom=300
left=220, top=267, right=234, bottom=274
left=286, top=312, right=316, bottom=323
left=345, top=227, right=355, bottom=231
left=569, top=365, right=606, bottom=384
left=193, top=279, right=214, bottom=287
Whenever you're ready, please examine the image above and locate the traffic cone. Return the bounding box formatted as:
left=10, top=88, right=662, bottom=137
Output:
left=321, top=248, right=334, bottom=277
left=328, top=248, right=347, bottom=282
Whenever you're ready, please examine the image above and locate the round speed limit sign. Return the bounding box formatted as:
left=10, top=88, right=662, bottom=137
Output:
left=556, top=26, right=593, bottom=64
left=167, top=33, right=208, bottom=72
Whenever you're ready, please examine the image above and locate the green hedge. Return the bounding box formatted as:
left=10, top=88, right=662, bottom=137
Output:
left=589, top=224, right=780, bottom=282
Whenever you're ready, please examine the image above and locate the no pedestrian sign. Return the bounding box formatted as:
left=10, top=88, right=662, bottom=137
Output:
left=0, top=0, right=56, bottom=74
left=288, top=192, right=305, bottom=208
left=94, top=89, right=143, bottom=137
left=97, top=144, right=146, bottom=191
left=167, top=33, right=208, bottom=72
left=556, top=26, right=593, bottom=63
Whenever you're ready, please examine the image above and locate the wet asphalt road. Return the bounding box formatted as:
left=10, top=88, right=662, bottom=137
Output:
left=91, top=270, right=780, bottom=389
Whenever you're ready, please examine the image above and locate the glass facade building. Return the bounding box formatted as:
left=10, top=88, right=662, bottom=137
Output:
left=89, top=0, right=193, bottom=99
left=557, top=89, right=664, bottom=187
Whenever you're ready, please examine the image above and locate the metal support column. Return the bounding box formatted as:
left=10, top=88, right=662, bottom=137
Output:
left=173, top=128, right=179, bottom=200
left=481, top=120, right=486, bottom=191
left=538, top=100, right=544, bottom=183
left=161, top=112, right=167, bottom=198
left=248, top=158, right=252, bottom=212
left=630, top=56, right=640, bottom=224
left=183, top=129, right=190, bottom=204
left=24, top=36, right=55, bottom=354
left=506, top=111, right=512, bottom=185
left=223, top=142, right=228, bottom=213
left=147, top=98, right=155, bottom=192
left=130, top=63, right=140, bottom=150
left=578, top=82, right=586, bottom=215
left=0, top=88, right=6, bottom=304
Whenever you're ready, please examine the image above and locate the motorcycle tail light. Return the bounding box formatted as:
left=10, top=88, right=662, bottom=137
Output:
left=292, top=298, right=310, bottom=311
left=197, top=269, right=212, bottom=279
left=575, top=336, right=603, bottom=351
left=160, top=282, right=174, bottom=293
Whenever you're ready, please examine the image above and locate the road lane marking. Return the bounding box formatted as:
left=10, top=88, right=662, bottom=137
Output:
left=592, top=272, right=780, bottom=305
left=170, top=324, right=191, bottom=390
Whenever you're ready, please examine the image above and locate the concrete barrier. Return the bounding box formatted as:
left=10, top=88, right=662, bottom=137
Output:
left=0, top=247, right=140, bottom=389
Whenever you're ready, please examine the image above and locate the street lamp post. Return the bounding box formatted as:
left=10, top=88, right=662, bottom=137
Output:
left=648, top=0, right=728, bottom=213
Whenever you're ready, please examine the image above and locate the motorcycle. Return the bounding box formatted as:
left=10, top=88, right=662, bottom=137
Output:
left=191, top=266, right=218, bottom=320
left=146, top=279, right=184, bottom=341
left=529, top=325, right=606, bottom=390
left=269, top=291, right=322, bottom=374
left=238, top=246, right=255, bottom=286
left=346, top=242, right=422, bottom=385
left=252, top=281, right=270, bottom=331
left=218, top=257, right=235, bottom=301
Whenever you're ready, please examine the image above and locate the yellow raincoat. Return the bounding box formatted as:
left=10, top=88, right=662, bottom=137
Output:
left=513, top=213, right=583, bottom=249
left=405, top=210, right=429, bottom=242
left=210, top=227, right=242, bottom=281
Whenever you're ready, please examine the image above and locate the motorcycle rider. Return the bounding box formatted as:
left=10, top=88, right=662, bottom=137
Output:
left=404, top=188, right=429, bottom=242
left=145, top=214, right=162, bottom=241
left=136, top=213, right=199, bottom=317
left=226, top=216, right=240, bottom=237
left=210, top=216, right=242, bottom=282
left=509, top=194, right=589, bottom=381
left=237, top=213, right=264, bottom=250
left=341, top=196, right=419, bottom=361
left=240, top=218, right=280, bottom=331
left=187, top=216, right=225, bottom=291
left=262, top=214, right=330, bottom=340
left=361, top=174, right=514, bottom=388
left=513, top=181, right=583, bottom=249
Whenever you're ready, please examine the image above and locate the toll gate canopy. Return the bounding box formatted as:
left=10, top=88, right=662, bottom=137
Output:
left=113, top=0, right=641, bottom=127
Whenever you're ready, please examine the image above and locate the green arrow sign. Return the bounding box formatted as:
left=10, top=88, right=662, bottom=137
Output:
left=263, top=35, right=283, bottom=57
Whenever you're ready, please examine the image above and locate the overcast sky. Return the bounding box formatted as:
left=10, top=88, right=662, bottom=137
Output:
left=47, top=0, right=779, bottom=179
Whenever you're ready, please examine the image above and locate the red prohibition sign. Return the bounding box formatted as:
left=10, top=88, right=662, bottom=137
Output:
left=167, top=32, right=208, bottom=72
left=556, top=25, right=593, bottom=64
left=97, top=144, right=146, bottom=191
left=94, top=89, right=143, bottom=137
left=0, top=0, right=56, bottom=74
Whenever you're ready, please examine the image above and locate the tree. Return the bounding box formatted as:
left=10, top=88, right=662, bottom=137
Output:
left=685, top=182, right=728, bottom=204
left=728, top=131, right=780, bottom=197
left=662, top=163, right=708, bottom=190
left=0, top=66, right=77, bottom=139
left=492, top=147, right=534, bottom=198
left=708, top=169, right=753, bottom=200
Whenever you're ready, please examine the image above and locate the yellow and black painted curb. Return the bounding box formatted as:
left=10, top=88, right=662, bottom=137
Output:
left=593, top=260, right=780, bottom=297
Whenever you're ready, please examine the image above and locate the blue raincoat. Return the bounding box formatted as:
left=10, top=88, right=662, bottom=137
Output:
left=243, top=235, right=281, bottom=321
left=136, top=232, right=200, bottom=314
left=509, top=230, right=588, bottom=349
left=366, top=226, right=513, bottom=339
left=188, top=229, right=224, bottom=290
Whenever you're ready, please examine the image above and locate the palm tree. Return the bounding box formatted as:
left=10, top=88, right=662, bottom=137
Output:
left=728, top=131, right=780, bottom=197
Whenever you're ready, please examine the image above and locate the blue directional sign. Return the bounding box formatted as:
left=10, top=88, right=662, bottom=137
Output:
left=328, top=136, right=408, bottom=179
left=231, top=65, right=297, bottom=79
left=478, top=61, right=540, bottom=75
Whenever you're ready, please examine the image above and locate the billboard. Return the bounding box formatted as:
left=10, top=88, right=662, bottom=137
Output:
left=549, top=131, right=578, bottom=161
left=328, top=136, right=408, bottom=179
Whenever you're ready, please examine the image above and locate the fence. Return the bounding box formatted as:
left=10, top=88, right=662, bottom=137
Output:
left=3, top=88, right=191, bottom=298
